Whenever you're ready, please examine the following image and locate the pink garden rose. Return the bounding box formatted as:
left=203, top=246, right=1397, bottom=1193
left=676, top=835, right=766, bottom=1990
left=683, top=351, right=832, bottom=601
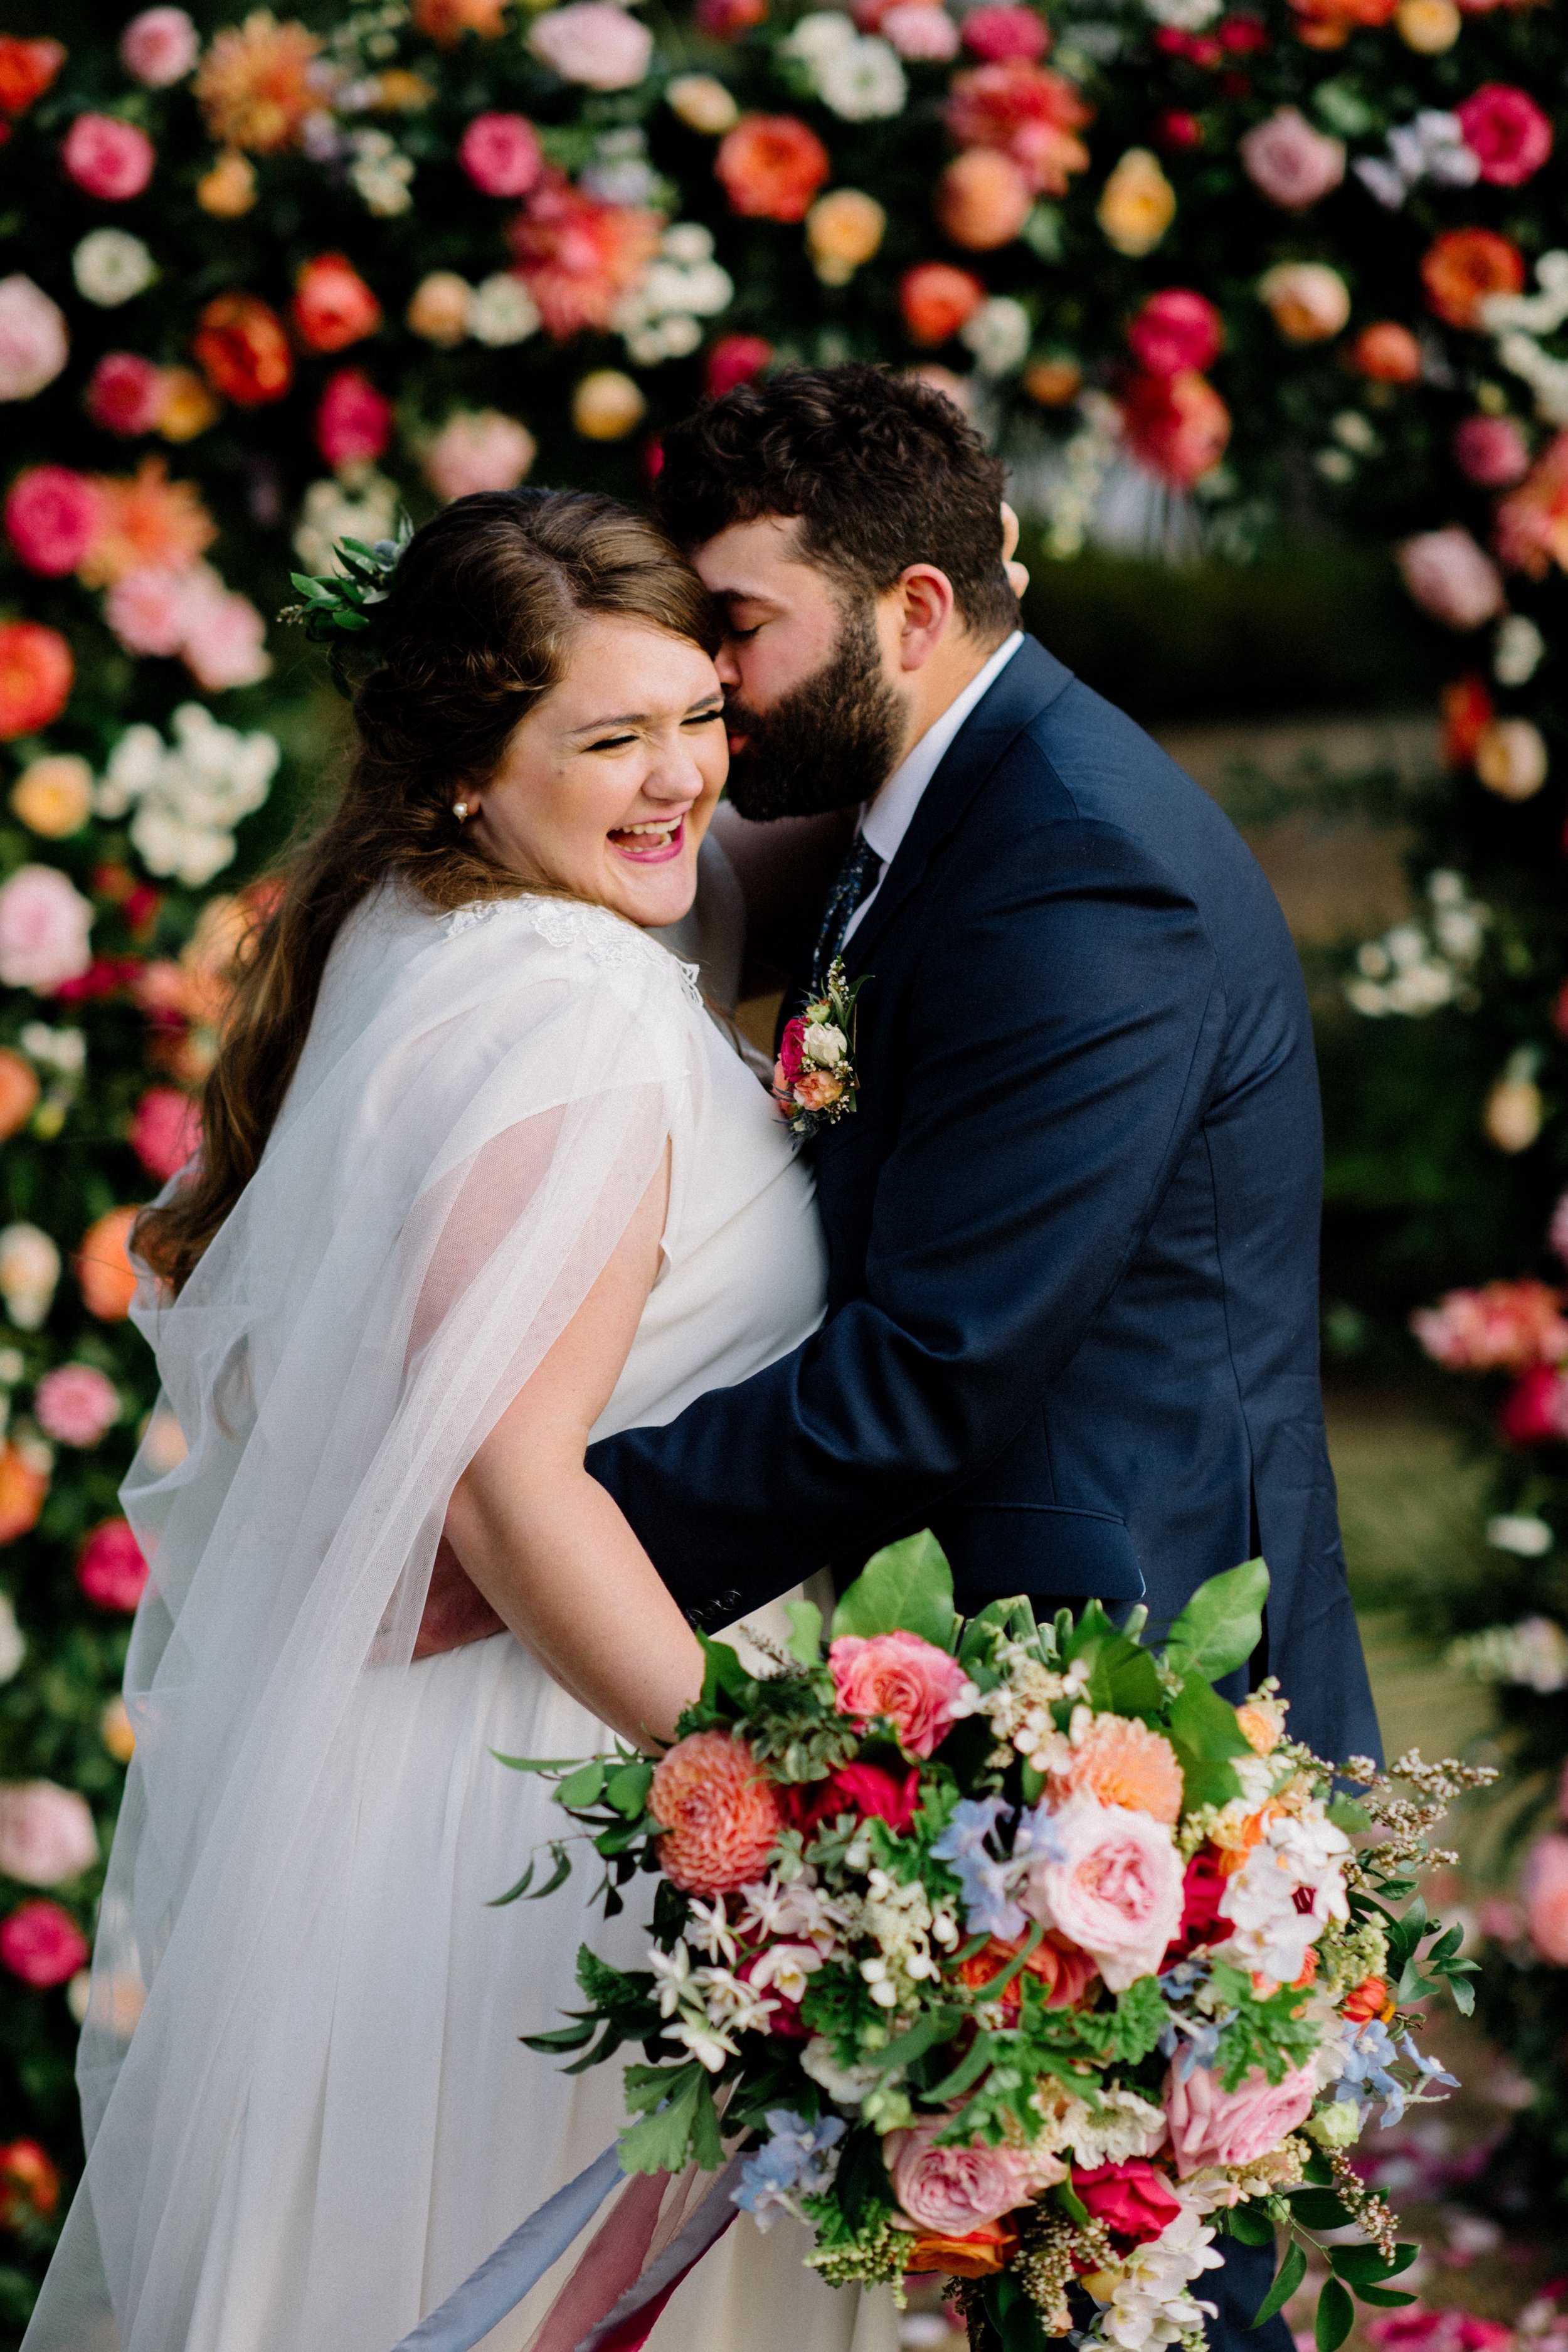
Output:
left=1411, top=1278, right=1568, bottom=1372
left=1071, top=2159, right=1182, bottom=2245
left=129, top=1086, right=201, bottom=1182
left=1499, top=1364, right=1568, bottom=1446
left=3, top=467, right=102, bottom=576
left=77, top=1520, right=149, bottom=1612
left=459, top=111, right=544, bottom=196
left=1163, top=2055, right=1317, bottom=2176
left=528, top=3, right=654, bottom=90
left=0, top=867, right=94, bottom=992
left=1456, top=84, right=1553, bottom=188
left=1021, top=1795, right=1184, bottom=1990
left=962, top=5, right=1050, bottom=60
left=105, top=565, right=189, bottom=658
left=61, top=114, right=156, bottom=203
left=423, top=408, right=538, bottom=501
left=0, top=277, right=68, bottom=403
left=1397, top=527, right=1505, bottom=631
left=886, top=2116, right=1034, bottom=2233
left=176, top=568, right=271, bottom=691
left=314, top=368, right=394, bottom=470
left=880, top=6, right=960, bottom=59
left=1522, top=1830, right=1568, bottom=1963
left=1239, top=107, right=1345, bottom=208
left=1126, top=287, right=1222, bottom=377
left=34, top=1364, right=120, bottom=1448
left=1452, top=413, right=1530, bottom=488
left=0, top=1782, right=98, bottom=1886
left=87, top=350, right=166, bottom=437
left=0, top=1899, right=88, bottom=1986
left=827, top=1628, right=971, bottom=1758
left=119, top=6, right=199, bottom=87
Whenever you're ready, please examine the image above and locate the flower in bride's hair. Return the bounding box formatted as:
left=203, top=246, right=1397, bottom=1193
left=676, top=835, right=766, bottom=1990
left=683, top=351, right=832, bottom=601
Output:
left=650, top=1730, right=785, bottom=1895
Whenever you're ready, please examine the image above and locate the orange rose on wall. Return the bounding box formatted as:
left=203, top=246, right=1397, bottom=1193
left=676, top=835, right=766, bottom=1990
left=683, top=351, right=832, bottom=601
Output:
left=292, top=254, right=383, bottom=354
left=714, top=115, right=830, bottom=221
left=1420, top=227, right=1526, bottom=329
left=0, top=625, right=73, bottom=740
left=75, top=1209, right=140, bottom=1322
left=192, top=292, right=294, bottom=406
left=899, top=262, right=985, bottom=345
left=0, top=1446, right=48, bottom=1546
left=194, top=11, right=320, bottom=152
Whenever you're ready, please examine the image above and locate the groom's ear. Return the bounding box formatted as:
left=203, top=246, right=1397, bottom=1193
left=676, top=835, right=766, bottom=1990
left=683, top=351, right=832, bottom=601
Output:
left=889, top=564, right=956, bottom=673
left=1000, top=502, right=1030, bottom=601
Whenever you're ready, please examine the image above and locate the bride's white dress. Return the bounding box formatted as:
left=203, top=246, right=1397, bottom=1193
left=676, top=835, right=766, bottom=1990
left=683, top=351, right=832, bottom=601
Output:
left=23, top=882, right=898, bottom=2352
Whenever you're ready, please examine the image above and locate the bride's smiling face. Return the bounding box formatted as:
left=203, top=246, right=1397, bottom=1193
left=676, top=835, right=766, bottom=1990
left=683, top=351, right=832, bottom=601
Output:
left=468, top=616, right=728, bottom=928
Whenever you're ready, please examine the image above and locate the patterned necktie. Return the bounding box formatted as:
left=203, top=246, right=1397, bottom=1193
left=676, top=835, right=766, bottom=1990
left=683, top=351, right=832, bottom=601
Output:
left=811, top=835, right=883, bottom=991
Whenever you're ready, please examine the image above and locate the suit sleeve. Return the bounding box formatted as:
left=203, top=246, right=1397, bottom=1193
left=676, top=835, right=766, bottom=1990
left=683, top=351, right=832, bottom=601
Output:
left=586, top=802, right=1226, bottom=1619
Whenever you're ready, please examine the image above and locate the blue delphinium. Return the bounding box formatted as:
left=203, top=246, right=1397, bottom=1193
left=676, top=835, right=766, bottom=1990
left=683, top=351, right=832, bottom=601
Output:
left=732, top=2111, right=847, bottom=2229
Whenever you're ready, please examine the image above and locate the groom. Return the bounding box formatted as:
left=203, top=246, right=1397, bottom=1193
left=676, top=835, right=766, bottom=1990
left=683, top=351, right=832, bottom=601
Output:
left=590, top=366, right=1375, bottom=2351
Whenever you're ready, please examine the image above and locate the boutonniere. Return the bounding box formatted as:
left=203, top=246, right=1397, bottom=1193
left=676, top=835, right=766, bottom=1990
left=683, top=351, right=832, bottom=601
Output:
left=771, top=958, right=867, bottom=1137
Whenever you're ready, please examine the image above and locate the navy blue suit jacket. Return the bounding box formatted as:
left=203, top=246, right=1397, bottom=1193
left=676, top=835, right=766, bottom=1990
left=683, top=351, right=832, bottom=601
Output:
left=588, top=636, right=1379, bottom=1766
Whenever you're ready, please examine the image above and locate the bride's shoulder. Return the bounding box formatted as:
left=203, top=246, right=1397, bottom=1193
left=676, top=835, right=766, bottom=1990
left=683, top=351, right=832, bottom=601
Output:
left=439, top=892, right=705, bottom=1012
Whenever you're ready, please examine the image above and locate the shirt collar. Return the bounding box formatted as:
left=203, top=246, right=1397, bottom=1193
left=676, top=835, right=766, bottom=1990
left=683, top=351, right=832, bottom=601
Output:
left=859, top=632, right=1024, bottom=868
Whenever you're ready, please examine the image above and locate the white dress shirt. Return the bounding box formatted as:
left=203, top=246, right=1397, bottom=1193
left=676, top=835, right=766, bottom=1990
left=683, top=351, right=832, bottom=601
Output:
left=840, top=630, right=1024, bottom=947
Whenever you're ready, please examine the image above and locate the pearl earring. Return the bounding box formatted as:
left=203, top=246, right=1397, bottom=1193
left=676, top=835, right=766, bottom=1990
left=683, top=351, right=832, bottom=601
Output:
left=452, top=800, right=469, bottom=822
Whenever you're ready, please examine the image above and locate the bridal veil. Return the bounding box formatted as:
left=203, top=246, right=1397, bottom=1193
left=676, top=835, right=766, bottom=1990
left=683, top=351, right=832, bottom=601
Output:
left=24, top=883, right=704, bottom=2352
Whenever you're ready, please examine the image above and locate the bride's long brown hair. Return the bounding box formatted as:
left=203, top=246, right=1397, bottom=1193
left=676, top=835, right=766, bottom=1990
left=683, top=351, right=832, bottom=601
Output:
left=135, top=489, right=720, bottom=1295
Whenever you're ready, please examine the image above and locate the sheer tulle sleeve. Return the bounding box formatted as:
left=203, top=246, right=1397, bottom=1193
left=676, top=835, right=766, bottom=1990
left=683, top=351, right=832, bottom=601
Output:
left=24, top=887, right=705, bottom=2352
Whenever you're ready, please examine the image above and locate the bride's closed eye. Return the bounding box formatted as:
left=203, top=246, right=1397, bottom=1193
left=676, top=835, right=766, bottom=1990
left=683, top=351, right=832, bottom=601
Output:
left=582, top=704, right=724, bottom=755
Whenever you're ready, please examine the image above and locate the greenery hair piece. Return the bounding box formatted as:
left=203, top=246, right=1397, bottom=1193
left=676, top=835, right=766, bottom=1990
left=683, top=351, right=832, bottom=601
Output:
left=280, top=517, right=413, bottom=696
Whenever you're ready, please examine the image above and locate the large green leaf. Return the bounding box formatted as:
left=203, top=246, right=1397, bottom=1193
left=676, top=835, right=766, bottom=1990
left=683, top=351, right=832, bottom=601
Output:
left=1164, top=1557, right=1270, bottom=1682
left=784, top=1598, right=823, bottom=1665
left=1251, top=2238, right=1306, bottom=2329
left=1168, top=1674, right=1256, bottom=1761
left=832, top=1529, right=957, bottom=1649
left=1316, top=2278, right=1355, bottom=2352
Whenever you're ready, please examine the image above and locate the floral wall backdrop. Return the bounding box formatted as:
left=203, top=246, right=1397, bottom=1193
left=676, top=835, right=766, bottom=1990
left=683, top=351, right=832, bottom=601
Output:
left=0, top=0, right=1565, bottom=2316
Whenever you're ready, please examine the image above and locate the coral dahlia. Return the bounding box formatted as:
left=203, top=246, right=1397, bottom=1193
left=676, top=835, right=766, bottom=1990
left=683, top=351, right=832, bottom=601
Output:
left=649, top=1730, right=785, bottom=1895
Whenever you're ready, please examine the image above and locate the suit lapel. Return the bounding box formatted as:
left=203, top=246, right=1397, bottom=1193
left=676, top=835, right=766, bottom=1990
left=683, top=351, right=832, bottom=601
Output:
left=842, top=635, right=1075, bottom=978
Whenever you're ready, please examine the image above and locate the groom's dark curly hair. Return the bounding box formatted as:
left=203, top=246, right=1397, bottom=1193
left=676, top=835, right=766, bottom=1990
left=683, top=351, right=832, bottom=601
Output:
left=653, top=364, right=1021, bottom=639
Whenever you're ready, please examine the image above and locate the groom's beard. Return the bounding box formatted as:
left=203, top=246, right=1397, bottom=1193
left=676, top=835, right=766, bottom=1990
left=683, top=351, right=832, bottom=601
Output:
left=723, top=603, right=904, bottom=822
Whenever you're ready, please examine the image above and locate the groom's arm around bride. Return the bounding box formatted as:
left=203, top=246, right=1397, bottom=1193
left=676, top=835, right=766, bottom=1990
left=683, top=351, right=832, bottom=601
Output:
left=588, top=364, right=1378, bottom=1776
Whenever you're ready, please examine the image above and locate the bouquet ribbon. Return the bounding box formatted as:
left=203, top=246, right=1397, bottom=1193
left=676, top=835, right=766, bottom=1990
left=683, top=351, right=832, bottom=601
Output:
left=387, top=2146, right=746, bottom=2352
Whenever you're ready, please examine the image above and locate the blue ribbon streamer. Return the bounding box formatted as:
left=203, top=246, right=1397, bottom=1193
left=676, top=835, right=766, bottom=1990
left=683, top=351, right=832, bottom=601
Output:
left=389, top=2143, right=625, bottom=2352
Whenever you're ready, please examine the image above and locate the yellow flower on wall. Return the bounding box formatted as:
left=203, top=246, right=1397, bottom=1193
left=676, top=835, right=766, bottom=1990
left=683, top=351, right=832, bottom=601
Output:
left=1096, top=149, right=1175, bottom=258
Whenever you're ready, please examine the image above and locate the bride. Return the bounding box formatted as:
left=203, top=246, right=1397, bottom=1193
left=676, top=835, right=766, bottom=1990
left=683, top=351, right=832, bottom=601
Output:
left=24, top=491, right=897, bottom=2352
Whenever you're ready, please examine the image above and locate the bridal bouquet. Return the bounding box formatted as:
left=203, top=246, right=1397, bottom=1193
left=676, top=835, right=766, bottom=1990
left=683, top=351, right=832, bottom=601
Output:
left=508, top=1545, right=1488, bottom=2352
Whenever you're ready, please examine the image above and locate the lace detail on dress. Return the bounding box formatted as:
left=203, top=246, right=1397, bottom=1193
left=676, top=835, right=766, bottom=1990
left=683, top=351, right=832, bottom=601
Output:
left=524, top=898, right=704, bottom=1005
left=443, top=901, right=502, bottom=940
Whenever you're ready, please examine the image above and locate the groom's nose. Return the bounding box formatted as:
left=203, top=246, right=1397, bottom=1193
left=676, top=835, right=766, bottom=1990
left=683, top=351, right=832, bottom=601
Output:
left=714, top=640, right=744, bottom=691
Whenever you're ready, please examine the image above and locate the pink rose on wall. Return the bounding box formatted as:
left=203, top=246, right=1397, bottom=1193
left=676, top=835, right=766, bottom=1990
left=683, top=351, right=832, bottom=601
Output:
left=1397, top=527, right=1505, bottom=630
left=827, top=1629, right=971, bottom=1757
left=529, top=3, right=654, bottom=90
left=314, top=368, right=394, bottom=470
left=129, top=1086, right=201, bottom=1182
left=1071, top=2159, right=1182, bottom=2245
left=119, top=6, right=199, bottom=87
left=0, top=1782, right=98, bottom=1887
left=423, top=408, right=538, bottom=501
left=1522, top=1831, right=1568, bottom=1962
left=4, top=467, right=103, bottom=576
left=0, top=277, right=69, bottom=404
left=886, top=2116, right=1034, bottom=2233
left=0, top=1899, right=88, bottom=1987
left=61, top=115, right=156, bottom=203
left=87, top=351, right=166, bottom=437
left=459, top=111, right=544, bottom=196
left=1456, top=84, right=1553, bottom=188
left=105, top=566, right=189, bottom=658
left=881, top=6, right=960, bottom=60
left=1021, top=1795, right=1184, bottom=1988
left=1452, top=413, right=1529, bottom=488
left=34, top=1365, right=120, bottom=1448
left=1163, top=2055, right=1317, bottom=2175
left=0, top=867, right=94, bottom=992
left=176, top=568, right=272, bottom=692
left=1498, top=1365, right=1568, bottom=1446
left=962, top=5, right=1050, bottom=60
left=1126, top=288, right=1222, bottom=377
left=77, top=1519, right=149, bottom=1612
left=1239, top=106, right=1345, bottom=207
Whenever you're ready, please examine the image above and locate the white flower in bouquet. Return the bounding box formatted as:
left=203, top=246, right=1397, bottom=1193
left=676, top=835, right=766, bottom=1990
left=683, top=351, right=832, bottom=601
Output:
left=347, top=127, right=415, bottom=216
left=961, top=295, right=1032, bottom=377
left=1216, top=1804, right=1350, bottom=1983
left=99, top=706, right=279, bottom=889
left=1094, top=2194, right=1224, bottom=2352
left=1140, top=0, right=1222, bottom=26
left=817, top=34, right=907, bottom=120
left=468, top=274, right=541, bottom=347
left=293, top=470, right=401, bottom=576
left=72, top=230, right=157, bottom=307
left=1030, top=2078, right=1168, bottom=2165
